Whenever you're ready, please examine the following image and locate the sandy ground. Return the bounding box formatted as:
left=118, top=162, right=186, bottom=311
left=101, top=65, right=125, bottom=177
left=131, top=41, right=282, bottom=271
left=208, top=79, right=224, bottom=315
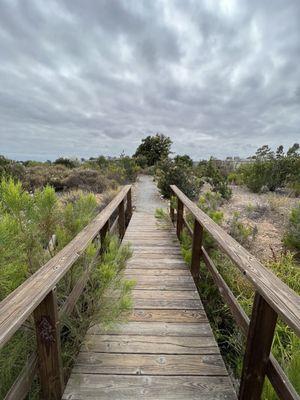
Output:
left=219, top=185, right=299, bottom=261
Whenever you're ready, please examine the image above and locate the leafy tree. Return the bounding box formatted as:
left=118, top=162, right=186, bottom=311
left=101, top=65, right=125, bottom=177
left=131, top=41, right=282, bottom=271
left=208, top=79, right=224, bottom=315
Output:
left=134, top=134, right=172, bottom=166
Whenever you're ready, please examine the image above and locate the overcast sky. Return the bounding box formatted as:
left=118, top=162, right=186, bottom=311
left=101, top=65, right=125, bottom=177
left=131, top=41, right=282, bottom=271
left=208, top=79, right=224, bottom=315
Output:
left=0, top=0, right=299, bottom=161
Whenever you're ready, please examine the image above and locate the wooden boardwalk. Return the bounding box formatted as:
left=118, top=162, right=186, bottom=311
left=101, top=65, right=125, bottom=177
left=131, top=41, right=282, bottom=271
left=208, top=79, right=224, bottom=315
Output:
left=63, top=208, right=237, bottom=399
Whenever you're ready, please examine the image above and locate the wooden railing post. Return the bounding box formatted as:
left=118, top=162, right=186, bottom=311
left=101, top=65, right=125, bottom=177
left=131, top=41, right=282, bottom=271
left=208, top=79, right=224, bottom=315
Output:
left=170, top=195, right=175, bottom=224
left=190, top=219, right=203, bottom=281
left=118, top=199, right=125, bottom=240
left=33, top=288, right=63, bottom=400
left=100, top=220, right=110, bottom=254
left=239, top=292, right=278, bottom=400
left=125, top=188, right=132, bottom=226
left=176, top=197, right=184, bottom=239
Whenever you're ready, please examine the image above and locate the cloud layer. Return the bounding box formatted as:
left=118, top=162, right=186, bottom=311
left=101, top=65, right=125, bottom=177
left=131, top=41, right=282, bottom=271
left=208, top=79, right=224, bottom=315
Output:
left=0, top=0, right=299, bottom=160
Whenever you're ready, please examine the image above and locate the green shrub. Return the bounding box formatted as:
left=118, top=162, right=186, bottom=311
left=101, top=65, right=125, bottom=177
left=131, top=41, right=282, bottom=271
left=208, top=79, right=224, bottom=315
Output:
left=197, top=191, right=224, bottom=248
left=198, top=191, right=223, bottom=213
left=157, top=158, right=200, bottom=199
left=0, top=155, right=25, bottom=181
left=200, top=159, right=232, bottom=199
left=228, top=212, right=257, bottom=249
left=241, top=144, right=300, bottom=193
left=283, top=204, right=300, bottom=252
left=227, top=171, right=244, bottom=185
left=54, top=157, right=79, bottom=169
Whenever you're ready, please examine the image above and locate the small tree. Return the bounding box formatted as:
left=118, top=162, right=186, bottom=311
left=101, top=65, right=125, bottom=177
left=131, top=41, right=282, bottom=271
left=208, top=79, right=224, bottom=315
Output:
left=134, top=134, right=172, bottom=166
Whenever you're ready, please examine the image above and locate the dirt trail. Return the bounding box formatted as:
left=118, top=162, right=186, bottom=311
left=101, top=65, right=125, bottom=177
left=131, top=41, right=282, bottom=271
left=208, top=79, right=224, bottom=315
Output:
left=133, top=175, right=166, bottom=213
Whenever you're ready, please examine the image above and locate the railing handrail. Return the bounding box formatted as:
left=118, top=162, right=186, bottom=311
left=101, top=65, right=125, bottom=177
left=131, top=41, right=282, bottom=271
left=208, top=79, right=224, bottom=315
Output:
left=170, top=185, right=300, bottom=336
left=0, top=184, right=131, bottom=349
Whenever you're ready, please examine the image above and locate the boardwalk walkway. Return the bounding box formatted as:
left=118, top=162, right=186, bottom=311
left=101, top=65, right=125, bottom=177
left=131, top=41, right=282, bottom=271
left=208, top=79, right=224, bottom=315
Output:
left=63, top=176, right=236, bottom=399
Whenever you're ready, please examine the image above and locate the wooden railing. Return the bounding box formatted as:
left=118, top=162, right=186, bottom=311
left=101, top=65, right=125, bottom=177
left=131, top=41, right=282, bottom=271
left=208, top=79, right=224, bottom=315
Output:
left=170, top=185, right=300, bottom=400
left=0, top=185, right=132, bottom=400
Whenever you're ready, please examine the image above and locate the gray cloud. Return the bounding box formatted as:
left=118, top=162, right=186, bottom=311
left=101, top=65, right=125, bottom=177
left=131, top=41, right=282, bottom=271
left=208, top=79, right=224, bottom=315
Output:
left=0, top=0, right=299, bottom=161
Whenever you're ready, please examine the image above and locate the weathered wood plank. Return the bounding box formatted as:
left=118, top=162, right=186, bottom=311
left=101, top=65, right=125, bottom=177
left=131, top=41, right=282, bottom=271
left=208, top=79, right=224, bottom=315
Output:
left=133, top=299, right=204, bottom=309
left=63, top=375, right=237, bottom=400
left=88, top=322, right=212, bottom=336
left=132, top=290, right=199, bottom=300
left=124, top=268, right=191, bottom=276
left=73, top=353, right=228, bottom=376
left=128, top=309, right=208, bottom=323
left=81, top=334, right=218, bottom=354
left=127, top=276, right=196, bottom=290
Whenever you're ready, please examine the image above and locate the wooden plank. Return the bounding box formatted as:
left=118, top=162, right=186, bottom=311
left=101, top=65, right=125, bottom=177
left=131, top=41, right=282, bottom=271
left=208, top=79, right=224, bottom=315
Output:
left=62, top=375, right=237, bottom=400
left=33, top=289, right=64, bottom=400
left=124, top=268, right=191, bottom=276
left=239, top=292, right=278, bottom=400
left=127, top=276, right=196, bottom=290
left=132, top=290, right=199, bottom=300
left=133, top=299, right=204, bottom=309
left=132, top=282, right=196, bottom=290
left=171, top=185, right=300, bottom=336
left=73, top=353, right=228, bottom=376
left=81, top=334, right=218, bottom=354
left=89, top=321, right=211, bottom=336
left=0, top=185, right=131, bottom=347
left=128, top=309, right=207, bottom=323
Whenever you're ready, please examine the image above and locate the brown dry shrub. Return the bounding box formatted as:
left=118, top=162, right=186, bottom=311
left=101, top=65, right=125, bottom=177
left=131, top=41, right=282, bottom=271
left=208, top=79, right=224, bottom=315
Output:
left=23, top=165, right=70, bottom=191
left=62, top=168, right=116, bottom=193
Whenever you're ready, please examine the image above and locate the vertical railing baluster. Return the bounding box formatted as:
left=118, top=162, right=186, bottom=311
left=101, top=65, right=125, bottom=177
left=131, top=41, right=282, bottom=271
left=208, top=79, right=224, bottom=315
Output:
left=118, top=199, right=125, bottom=240
left=190, top=219, right=203, bottom=281
left=100, top=220, right=110, bottom=254
left=176, top=197, right=184, bottom=239
left=33, top=288, right=63, bottom=400
left=170, top=200, right=175, bottom=225
left=239, top=292, right=278, bottom=400
left=125, top=188, right=132, bottom=226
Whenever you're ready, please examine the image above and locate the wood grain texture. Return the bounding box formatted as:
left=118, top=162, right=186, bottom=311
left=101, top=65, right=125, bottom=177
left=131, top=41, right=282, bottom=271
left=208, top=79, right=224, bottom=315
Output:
left=73, top=353, right=227, bottom=376
left=63, top=375, right=237, bottom=400
left=63, top=209, right=236, bottom=399
left=81, top=334, right=218, bottom=354
left=128, top=309, right=208, bottom=323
